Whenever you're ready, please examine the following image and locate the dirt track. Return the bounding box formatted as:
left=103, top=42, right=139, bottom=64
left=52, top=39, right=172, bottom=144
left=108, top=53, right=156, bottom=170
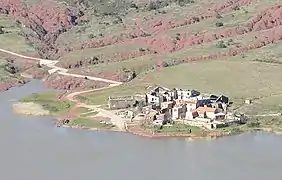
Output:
left=0, top=48, right=126, bottom=131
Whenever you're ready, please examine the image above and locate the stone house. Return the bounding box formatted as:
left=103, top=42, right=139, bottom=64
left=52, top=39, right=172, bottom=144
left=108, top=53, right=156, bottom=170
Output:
left=146, top=93, right=160, bottom=104
left=108, top=96, right=137, bottom=110
left=175, top=89, right=200, bottom=101
left=161, top=101, right=174, bottom=110
left=212, top=102, right=228, bottom=113
left=210, top=94, right=229, bottom=104
left=186, top=101, right=197, bottom=112
left=186, top=111, right=199, bottom=120
left=172, top=104, right=187, bottom=120
left=194, top=107, right=220, bottom=120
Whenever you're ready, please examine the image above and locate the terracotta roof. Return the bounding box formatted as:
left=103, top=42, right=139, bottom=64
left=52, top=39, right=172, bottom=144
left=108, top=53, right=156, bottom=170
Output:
left=185, top=100, right=196, bottom=104
left=195, top=107, right=216, bottom=113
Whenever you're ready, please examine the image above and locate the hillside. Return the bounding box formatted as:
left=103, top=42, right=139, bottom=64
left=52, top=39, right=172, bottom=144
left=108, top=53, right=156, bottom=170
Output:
left=0, top=0, right=282, bottom=92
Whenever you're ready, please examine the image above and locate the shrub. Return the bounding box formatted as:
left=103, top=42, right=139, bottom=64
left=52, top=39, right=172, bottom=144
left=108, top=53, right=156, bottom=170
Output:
left=147, top=1, right=169, bottom=11
left=227, top=39, right=234, bottom=45
left=0, top=27, right=4, bottom=34
left=88, top=33, right=95, bottom=39
left=141, top=33, right=151, bottom=37
left=247, top=121, right=261, bottom=128
left=233, top=5, right=240, bottom=10
left=177, top=0, right=195, bottom=6
left=215, top=22, right=224, bottom=27
left=215, top=13, right=222, bottom=19
left=139, top=48, right=146, bottom=52
left=130, top=3, right=138, bottom=9
left=216, top=41, right=227, bottom=48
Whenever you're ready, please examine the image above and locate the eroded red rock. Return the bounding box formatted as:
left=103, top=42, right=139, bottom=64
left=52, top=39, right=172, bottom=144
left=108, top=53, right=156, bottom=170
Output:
left=44, top=74, right=109, bottom=90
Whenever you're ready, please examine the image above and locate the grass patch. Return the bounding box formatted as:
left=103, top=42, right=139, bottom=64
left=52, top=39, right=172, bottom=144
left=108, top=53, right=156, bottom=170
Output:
left=69, top=118, right=114, bottom=129
left=81, top=111, right=99, bottom=117
left=71, top=54, right=156, bottom=75
left=77, top=83, right=148, bottom=105
left=0, top=16, right=35, bottom=52
left=145, top=124, right=206, bottom=135
left=20, top=92, right=74, bottom=115
left=76, top=107, right=91, bottom=114
left=0, top=58, right=25, bottom=83
left=144, top=60, right=282, bottom=108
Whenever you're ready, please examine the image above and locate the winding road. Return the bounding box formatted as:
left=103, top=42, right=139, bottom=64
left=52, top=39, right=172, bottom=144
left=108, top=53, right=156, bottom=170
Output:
left=0, top=48, right=127, bottom=131
left=0, top=48, right=123, bottom=85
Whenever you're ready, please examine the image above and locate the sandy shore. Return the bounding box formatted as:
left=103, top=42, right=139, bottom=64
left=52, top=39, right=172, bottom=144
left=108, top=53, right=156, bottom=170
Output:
left=13, top=102, right=50, bottom=116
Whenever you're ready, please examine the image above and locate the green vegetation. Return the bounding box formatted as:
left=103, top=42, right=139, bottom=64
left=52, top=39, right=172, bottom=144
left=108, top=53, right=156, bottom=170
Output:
left=0, top=58, right=25, bottom=84
left=76, top=107, right=99, bottom=117
left=69, top=118, right=114, bottom=129
left=81, top=111, right=99, bottom=117
left=79, top=37, right=282, bottom=130
left=145, top=124, right=206, bottom=135
left=76, top=107, right=91, bottom=114
left=20, top=92, right=74, bottom=115
left=0, top=16, right=35, bottom=52
left=77, top=83, right=148, bottom=105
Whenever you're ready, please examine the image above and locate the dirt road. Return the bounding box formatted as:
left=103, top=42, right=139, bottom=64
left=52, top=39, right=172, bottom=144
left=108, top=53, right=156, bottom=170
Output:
left=0, top=48, right=126, bottom=131
left=0, top=48, right=123, bottom=85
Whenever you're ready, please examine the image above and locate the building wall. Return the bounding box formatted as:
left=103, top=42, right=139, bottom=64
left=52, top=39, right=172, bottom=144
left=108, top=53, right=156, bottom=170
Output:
left=186, top=103, right=197, bottom=112
left=172, top=107, right=180, bottom=120
left=176, top=90, right=191, bottom=101
left=146, top=94, right=160, bottom=104
left=108, top=99, right=136, bottom=110
left=206, top=111, right=216, bottom=120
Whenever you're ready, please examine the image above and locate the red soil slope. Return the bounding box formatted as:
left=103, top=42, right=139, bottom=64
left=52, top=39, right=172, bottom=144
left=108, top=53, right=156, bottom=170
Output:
left=2, top=0, right=282, bottom=88
left=0, top=0, right=81, bottom=58
left=44, top=74, right=109, bottom=90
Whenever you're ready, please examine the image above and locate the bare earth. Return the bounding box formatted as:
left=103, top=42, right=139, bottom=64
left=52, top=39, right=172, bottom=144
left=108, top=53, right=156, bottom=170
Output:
left=13, top=102, right=50, bottom=116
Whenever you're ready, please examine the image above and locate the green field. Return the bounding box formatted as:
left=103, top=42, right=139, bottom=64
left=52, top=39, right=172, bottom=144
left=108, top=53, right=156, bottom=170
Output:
left=145, top=123, right=206, bottom=135
left=20, top=92, right=74, bottom=115
left=69, top=118, right=114, bottom=129
left=0, top=16, right=35, bottom=52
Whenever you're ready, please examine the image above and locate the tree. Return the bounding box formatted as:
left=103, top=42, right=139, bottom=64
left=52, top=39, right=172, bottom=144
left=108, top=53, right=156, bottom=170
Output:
left=0, top=27, right=4, bottom=34
left=215, top=22, right=224, bottom=27
left=216, top=40, right=227, bottom=48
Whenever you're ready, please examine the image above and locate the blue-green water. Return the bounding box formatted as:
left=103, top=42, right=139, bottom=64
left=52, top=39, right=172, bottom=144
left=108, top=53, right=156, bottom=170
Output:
left=0, top=80, right=281, bottom=180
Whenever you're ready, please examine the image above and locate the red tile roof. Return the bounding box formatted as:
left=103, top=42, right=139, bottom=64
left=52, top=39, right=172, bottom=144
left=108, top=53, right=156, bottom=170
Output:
left=195, top=107, right=216, bottom=113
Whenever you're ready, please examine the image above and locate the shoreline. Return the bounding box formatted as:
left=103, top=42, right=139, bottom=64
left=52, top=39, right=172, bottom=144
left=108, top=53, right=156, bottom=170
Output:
left=0, top=81, right=27, bottom=92
left=52, top=120, right=282, bottom=140
left=12, top=102, right=282, bottom=140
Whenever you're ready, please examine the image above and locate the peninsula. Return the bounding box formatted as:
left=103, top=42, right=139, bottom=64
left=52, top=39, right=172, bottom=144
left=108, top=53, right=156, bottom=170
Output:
left=0, top=0, right=281, bottom=138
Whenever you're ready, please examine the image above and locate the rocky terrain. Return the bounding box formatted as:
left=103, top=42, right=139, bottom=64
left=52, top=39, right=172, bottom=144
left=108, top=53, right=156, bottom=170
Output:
left=1, top=0, right=282, bottom=90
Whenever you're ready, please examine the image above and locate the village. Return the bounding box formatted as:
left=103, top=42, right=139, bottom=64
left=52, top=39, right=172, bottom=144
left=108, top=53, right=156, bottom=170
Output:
left=108, top=86, right=246, bottom=131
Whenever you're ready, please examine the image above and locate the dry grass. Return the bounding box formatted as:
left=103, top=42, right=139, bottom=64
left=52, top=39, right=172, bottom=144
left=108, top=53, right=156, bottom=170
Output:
left=79, top=42, right=282, bottom=111
left=146, top=60, right=282, bottom=99
left=0, top=16, right=35, bottom=52
left=58, top=42, right=148, bottom=64
left=167, top=0, right=280, bottom=36
left=70, top=54, right=157, bottom=75
left=0, top=58, right=25, bottom=83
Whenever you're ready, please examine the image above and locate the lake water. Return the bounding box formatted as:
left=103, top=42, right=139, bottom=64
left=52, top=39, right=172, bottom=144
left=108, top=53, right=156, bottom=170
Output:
left=0, top=80, right=282, bottom=180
